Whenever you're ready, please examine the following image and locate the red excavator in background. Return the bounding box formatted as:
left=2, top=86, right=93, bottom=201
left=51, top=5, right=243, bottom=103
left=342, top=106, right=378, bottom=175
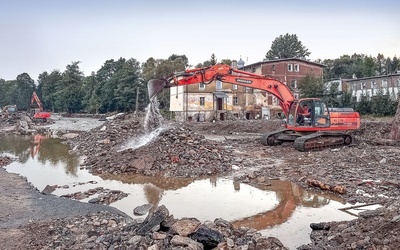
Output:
left=147, top=64, right=360, bottom=151
left=30, top=91, right=51, bottom=122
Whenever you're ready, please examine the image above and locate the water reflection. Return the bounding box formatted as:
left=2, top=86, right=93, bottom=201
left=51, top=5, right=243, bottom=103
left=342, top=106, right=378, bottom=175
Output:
left=2, top=135, right=357, bottom=249
left=0, top=134, right=80, bottom=176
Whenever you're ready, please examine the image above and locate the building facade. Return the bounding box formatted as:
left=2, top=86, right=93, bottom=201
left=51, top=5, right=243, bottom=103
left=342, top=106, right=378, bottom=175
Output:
left=169, top=58, right=325, bottom=122
left=343, top=74, right=400, bottom=102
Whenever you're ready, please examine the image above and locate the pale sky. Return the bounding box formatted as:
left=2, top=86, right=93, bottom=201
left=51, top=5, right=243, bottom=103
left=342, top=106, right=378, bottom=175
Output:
left=0, top=0, right=399, bottom=80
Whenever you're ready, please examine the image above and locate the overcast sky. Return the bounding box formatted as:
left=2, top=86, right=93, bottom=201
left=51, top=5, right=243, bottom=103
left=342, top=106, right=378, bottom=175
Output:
left=1, top=0, right=399, bottom=80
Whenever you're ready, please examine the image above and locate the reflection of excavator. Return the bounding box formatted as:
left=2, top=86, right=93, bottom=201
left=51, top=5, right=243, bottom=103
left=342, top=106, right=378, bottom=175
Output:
left=148, top=64, right=360, bottom=151
left=30, top=134, right=47, bottom=158
left=231, top=180, right=345, bottom=230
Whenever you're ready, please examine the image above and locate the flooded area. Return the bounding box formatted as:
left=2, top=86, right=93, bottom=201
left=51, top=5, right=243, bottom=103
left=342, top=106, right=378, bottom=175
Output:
left=1, top=134, right=366, bottom=249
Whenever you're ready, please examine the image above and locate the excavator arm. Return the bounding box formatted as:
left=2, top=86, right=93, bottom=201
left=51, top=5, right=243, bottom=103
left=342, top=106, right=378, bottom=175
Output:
left=31, top=91, right=44, bottom=111
left=148, top=64, right=295, bottom=115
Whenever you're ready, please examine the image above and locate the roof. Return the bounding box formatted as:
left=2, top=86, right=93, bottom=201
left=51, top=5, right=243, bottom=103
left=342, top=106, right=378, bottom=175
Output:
left=241, top=58, right=326, bottom=69
left=343, top=73, right=400, bottom=82
left=213, top=92, right=228, bottom=98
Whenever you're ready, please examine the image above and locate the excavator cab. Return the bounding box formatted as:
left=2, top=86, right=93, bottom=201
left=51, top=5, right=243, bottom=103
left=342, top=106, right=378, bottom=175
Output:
left=287, top=99, right=330, bottom=129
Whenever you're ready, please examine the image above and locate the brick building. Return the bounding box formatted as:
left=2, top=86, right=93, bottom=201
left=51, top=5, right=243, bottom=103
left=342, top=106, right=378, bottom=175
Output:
left=169, top=58, right=325, bottom=122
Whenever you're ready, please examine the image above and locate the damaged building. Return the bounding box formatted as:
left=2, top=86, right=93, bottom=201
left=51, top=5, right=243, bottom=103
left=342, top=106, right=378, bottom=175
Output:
left=169, top=58, right=325, bottom=122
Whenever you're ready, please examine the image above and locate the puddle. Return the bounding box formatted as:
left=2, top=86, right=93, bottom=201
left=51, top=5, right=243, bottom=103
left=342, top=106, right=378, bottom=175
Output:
left=1, top=134, right=363, bottom=249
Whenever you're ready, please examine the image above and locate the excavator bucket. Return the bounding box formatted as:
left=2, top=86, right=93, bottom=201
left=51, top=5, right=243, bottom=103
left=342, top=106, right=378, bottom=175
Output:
left=147, top=79, right=169, bottom=100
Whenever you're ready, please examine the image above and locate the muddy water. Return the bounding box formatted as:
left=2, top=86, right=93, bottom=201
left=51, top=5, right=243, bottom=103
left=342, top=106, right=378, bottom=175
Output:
left=1, top=134, right=363, bottom=249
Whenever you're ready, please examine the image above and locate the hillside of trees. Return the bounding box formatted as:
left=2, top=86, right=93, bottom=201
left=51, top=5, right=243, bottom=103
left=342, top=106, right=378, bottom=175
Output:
left=1, top=34, right=399, bottom=116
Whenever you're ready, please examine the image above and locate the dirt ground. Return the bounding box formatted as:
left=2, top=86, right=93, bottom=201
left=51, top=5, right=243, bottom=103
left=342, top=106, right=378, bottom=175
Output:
left=1, top=114, right=399, bottom=249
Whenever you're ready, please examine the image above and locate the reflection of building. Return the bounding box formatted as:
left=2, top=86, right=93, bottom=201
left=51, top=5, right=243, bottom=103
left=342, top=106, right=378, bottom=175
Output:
left=169, top=58, right=324, bottom=122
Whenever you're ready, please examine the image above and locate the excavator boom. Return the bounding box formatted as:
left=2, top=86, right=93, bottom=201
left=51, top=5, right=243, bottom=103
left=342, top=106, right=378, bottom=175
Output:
left=148, top=64, right=295, bottom=115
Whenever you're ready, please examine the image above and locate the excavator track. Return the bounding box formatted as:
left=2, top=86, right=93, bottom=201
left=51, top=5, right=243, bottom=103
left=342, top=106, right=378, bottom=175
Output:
left=294, top=132, right=352, bottom=152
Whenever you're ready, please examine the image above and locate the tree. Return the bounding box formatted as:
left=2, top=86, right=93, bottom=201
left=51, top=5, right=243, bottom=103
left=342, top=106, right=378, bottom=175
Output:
left=297, top=74, right=324, bottom=99
left=265, top=33, right=310, bottom=60
left=141, top=54, right=188, bottom=111
left=390, top=99, right=400, bottom=140
left=56, top=62, right=84, bottom=113
left=38, top=70, right=62, bottom=112
left=220, top=59, right=232, bottom=66
left=15, top=73, right=35, bottom=110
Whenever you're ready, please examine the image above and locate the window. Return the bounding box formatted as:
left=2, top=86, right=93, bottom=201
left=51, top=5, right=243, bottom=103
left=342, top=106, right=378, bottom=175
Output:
left=199, top=97, right=205, bottom=106
left=361, top=82, right=366, bottom=89
left=397, top=78, right=400, bottom=87
left=291, top=79, right=297, bottom=89
left=233, top=97, right=238, bottom=105
left=272, top=64, right=276, bottom=72
left=199, top=83, right=205, bottom=90
left=246, top=87, right=253, bottom=93
left=287, top=64, right=293, bottom=72
left=371, top=81, right=376, bottom=89
left=382, top=80, right=388, bottom=88
left=232, top=84, right=238, bottom=90
left=294, top=64, right=299, bottom=72
left=216, top=80, right=222, bottom=90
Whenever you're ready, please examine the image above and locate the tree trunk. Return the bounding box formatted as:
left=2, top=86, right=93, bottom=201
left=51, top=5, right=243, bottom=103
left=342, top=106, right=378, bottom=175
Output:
left=390, top=100, right=400, bottom=140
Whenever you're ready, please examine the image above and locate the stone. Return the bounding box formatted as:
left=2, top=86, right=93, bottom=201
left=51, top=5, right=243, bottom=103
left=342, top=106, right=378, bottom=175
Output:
left=133, top=204, right=153, bottom=216
left=172, top=218, right=201, bottom=237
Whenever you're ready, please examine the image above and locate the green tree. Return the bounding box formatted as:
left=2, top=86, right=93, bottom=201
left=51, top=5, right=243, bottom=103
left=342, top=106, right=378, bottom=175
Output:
left=298, top=74, right=324, bottom=98
left=38, top=70, right=62, bottom=112
left=265, top=33, right=310, bottom=60
left=141, top=55, right=188, bottom=111
left=15, top=73, right=35, bottom=110
left=113, top=58, right=142, bottom=111
left=220, top=59, right=232, bottom=66
left=56, top=62, right=84, bottom=113
left=356, top=94, right=372, bottom=115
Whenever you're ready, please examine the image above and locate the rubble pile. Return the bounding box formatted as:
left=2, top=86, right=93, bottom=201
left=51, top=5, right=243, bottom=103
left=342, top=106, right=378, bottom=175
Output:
left=60, top=188, right=129, bottom=205
left=83, top=125, right=235, bottom=178
left=0, top=156, right=13, bottom=167
left=24, top=206, right=288, bottom=250
left=299, top=203, right=400, bottom=250
left=67, top=117, right=145, bottom=157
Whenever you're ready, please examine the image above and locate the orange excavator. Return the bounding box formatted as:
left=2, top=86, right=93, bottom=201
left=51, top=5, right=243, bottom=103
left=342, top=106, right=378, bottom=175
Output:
left=147, top=64, right=360, bottom=151
left=30, top=91, right=51, bottom=122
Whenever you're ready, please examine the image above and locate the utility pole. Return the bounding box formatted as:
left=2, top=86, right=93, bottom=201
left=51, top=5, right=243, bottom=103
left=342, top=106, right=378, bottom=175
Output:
left=135, top=87, right=139, bottom=116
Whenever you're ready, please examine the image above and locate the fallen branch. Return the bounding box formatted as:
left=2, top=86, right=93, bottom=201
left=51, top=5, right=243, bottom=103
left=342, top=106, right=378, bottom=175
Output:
left=306, top=179, right=346, bottom=194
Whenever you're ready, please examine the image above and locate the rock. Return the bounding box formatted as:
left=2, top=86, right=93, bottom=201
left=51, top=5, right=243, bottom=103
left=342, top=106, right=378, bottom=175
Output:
left=136, top=205, right=169, bottom=236
left=41, top=185, right=57, bottom=194
left=310, top=222, right=331, bottom=230
left=172, top=218, right=201, bottom=237
left=133, top=204, right=153, bottom=216
left=170, top=235, right=203, bottom=249
left=190, top=225, right=224, bottom=249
